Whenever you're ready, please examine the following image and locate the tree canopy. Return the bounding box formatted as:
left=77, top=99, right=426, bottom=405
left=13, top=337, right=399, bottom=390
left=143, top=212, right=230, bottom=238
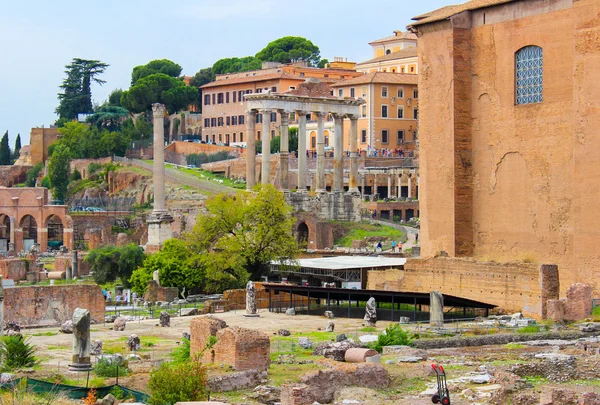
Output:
left=131, top=59, right=182, bottom=85
left=130, top=239, right=205, bottom=295
left=107, top=89, right=124, bottom=106
left=57, top=122, right=130, bottom=159
left=47, top=144, right=71, bottom=202
left=270, top=126, right=298, bottom=154
left=187, top=184, right=298, bottom=289
left=86, top=105, right=130, bottom=130
left=256, top=36, right=321, bottom=66
left=120, top=73, right=198, bottom=114
left=189, top=68, right=216, bottom=113
left=86, top=244, right=146, bottom=287
left=55, top=58, right=109, bottom=120
left=13, top=134, right=21, bottom=160
left=212, top=56, right=262, bottom=75
left=0, top=132, right=11, bottom=165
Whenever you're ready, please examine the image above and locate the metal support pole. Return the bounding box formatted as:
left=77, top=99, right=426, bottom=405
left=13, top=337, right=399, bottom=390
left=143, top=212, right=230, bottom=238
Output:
left=413, top=296, right=417, bottom=322
left=391, top=294, right=395, bottom=322
left=327, top=291, right=330, bottom=311
left=307, top=290, right=310, bottom=315
left=268, top=289, right=272, bottom=313
left=289, top=288, right=293, bottom=310
left=348, top=293, right=351, bottom=318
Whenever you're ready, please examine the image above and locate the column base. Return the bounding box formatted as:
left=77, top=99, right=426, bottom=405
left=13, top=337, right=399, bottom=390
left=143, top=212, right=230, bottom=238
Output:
left=347, top=188, right=360, bottom=195
left=146, top=211, right=174, bottom=252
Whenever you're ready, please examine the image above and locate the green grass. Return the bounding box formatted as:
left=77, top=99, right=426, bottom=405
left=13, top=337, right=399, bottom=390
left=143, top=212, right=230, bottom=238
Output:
left=592, top=306, right=600, bottom=316
left=333, top=221, right=404, bottom=247
left=268, top=362, right=321, bottom=386
left=44, top=345, right=67, bottom=351
left=30, top=331, right=57, bottom=337
left=506, top=343, right=526, bottom=349
left=516, top=325, right=541, bottom=334
left=524, top=376, right=548, bottom=388
left=166, top=164, right=245, bottom=189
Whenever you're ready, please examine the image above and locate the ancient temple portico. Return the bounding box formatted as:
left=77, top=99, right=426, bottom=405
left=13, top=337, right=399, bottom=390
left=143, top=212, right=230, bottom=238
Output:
left=244, top=91, right=365, bottom=221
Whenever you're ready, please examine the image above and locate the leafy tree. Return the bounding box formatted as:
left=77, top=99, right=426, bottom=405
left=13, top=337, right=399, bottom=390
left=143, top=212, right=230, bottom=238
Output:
left=256, top=36, right=321, bottom=66
left=47, top=144, right=71, bottom=202
left=270, top=127, right=298, bottom=155
left=121, top=116, right=152, bottom=142
left=317, top=58, right=330, bottom=68
left=212, top=56, right=262, bottom=75
left=71, top=168, right=82, bottom=181
left=25, top=163, right=44, bottom=187
left=131, top=59, right=182, bottom=85
left=187, top=184, right=298, bottom=289
left=189, top=68, right=216, bottom=113
left=85, top=244, right=145, bottom=286
left=86, top=105, right=130, bottom=130
left=148, top=357, right=207, bottom=405
left=107, top=88, right=124, bottom=106
left=56, top=58, right=109, bottom=120
left=0, top=336, right=37, bottom=371
left=129, top=239, right=205, bottom=295
left=13, top=134, right=21, bottom=161
left=0, top=131, right=11, bottom=165
left=120, top=73, right=198, bottom=114
left=57, top=122, right=130, bottom=159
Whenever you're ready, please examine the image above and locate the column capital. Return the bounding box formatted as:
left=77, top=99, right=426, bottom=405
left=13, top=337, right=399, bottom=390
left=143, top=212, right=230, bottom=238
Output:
left=296, top=110, right=310, bottom=116
left=314, top=111, right=326, bottom=118
left=346, top=114, right=360, bottom=121
left=246, top=109, right=258, bottom=116
left=278, top=110, right=290, bottom=119
left=331, top=113, right=345, bottom=120
left=259, top=108, right=272, bottom=114
left=152, top=103, right=166, bottom=118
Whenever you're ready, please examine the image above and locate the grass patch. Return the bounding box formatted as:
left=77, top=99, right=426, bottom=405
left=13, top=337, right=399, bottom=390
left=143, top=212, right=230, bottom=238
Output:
left=506, top=343, right=526, bottom=349
left=167, top=164, right=245, bottom=190
left=267, top=362, right=321, bottom=386
left=360, top=327, right=377, bottom=333
left=392, top=374, right=428, bottom=395
left=516, top=325, right=540, bottom=334
left=524, top=375, right=548, bottom=388
left=30, top=331, right=57, bottom=337
left=333, top=221, right=404, bottom=247
left=45, top=345, right=68, bottom=351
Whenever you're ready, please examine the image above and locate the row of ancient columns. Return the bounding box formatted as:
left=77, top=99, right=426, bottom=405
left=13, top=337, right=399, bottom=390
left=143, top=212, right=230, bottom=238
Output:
left=362, top=173, right=419, bottom=199
left=246, top=109, right=359, bottom=194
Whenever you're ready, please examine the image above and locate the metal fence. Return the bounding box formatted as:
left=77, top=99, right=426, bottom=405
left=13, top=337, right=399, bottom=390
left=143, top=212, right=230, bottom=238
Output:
left=104, top=302, right=205, bottom=322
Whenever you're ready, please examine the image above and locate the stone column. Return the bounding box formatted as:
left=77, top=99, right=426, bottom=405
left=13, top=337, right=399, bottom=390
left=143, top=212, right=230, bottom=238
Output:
left=373, top=174, right=378, bottom=197
left=246, top=110, right=257, bottom=190
left=315, top=112, right=326, bottom=193
left=72, top=250, right=78, bottom=278
left=260, top=109, right=271, bottom=185
left=387, top=174, right=392, bottom=199
left=8, top=216, right=14, bottom=248
left=279, top=110, right=290, bottom=191
left=297, top=111, right=308, bottom=191
left=430, top=291, right=444, bottom=327
left=333, top=114, right=344, bottom=193
left=348, top=116, right=359, bottom=194
left=397, top=174, right=402, bottom=198
left=408, top=174, right=412, bottom=199
left=361, top=173, right=366, bottom=196
left=152, top=103, right=166, bottom=212
left=69, top=308, right=92, bottom=371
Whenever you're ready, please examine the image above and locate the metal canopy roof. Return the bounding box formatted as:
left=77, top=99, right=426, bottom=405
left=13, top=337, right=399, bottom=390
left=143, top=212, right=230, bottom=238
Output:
left=262, top=283, right=496, bottom=309
left=273, top=256, right=407, bottom=270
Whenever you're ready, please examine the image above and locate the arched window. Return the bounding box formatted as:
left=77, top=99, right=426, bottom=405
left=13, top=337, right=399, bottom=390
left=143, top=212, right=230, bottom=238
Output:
left=515, top=46, right=543, bottom=105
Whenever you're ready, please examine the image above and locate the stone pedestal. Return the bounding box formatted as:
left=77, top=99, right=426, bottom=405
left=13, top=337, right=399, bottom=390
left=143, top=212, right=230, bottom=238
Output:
left=146, top=211, right=174, bottom=253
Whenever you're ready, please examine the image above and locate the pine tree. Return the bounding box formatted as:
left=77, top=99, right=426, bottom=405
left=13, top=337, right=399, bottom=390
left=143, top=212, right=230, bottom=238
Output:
left=13, top=134, right=21, bottom=161
left=0, top=132, right=11, bottom=165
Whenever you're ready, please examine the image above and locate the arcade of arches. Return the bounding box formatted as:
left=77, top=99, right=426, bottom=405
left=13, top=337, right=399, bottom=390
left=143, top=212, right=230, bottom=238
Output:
left=0, top=188, right=73, bottom=252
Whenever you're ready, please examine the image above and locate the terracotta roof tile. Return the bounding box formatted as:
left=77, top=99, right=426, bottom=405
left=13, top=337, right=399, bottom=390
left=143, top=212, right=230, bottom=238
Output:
left=330, top=72, right=418, bottom=87
left=356, top=48, right=418, bottom=66
left=368, top=30, right=418, bottom=45
left=409, top=0, right=515, bottom=28
left=200, top=72, right=304, bottom=89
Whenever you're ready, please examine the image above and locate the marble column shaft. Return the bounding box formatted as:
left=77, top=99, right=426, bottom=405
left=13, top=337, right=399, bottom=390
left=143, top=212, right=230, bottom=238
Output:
left=246, top=110, right=257, bottom=190
left=349, top=117, right=359, bottom=193
left=387, top=174, right=392, bottom=198
left=408, top=174, right=412, bottom=199
left=297, top=112, right=307, bottom=191
left=279, top=110, right=289, bottom=191
left=333, top=115, right=344, bottom=192
left=315, top=112, right=326, bottom=192
left=397, top=174, right=402, bottom=198
left=261, top=110, right=271, bottom=185
left=152, top=104, right=166, bottom=212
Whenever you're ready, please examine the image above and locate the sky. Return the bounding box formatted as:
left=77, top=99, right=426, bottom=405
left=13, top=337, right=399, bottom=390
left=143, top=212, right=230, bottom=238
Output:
left=0, top=0, right=451, bottom=146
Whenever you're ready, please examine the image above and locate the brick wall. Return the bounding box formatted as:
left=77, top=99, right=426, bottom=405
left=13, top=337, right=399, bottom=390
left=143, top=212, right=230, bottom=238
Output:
left=54, top=253, right=91, bottom=276
left=0, top=259, right=28, bottom=281
left=144, top=280, right=178, bottom=303
left=366, top=257, right=559, bottom=318
left=3, top=284, right=105, bottom=326
left=190, top=316, right=228, bottom=355
left=223, top=283, right=310, bottom=310
left=0, top=165, right=30, bottom=187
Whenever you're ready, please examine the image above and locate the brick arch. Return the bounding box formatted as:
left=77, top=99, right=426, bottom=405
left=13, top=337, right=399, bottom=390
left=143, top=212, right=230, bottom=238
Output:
left=293, top=215, right=333, bottom=250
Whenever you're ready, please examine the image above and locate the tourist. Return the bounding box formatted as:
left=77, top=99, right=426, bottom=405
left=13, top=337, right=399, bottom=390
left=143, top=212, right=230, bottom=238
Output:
left=398, top=242, right=403, bottom=252
left=391, top=241, right=396, bottom=252
left=115, top=294, right=121, bottom=304
left=106, top=291, right=112, bottom=303
left=377, top=241, right=382, bottom=252
left=415, top=233, right=419, bottom=244
left=132, top=291, right=138, bottom=302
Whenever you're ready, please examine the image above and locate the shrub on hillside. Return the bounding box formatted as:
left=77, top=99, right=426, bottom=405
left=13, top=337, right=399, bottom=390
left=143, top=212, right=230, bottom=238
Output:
left=148, top=357, right=208, bottom=405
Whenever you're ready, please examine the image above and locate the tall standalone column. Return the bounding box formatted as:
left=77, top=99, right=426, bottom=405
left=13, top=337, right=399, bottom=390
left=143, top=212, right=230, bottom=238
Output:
left=333, top=114, right=344, bottom=192
left=279, top=110, right=290, bottom=191
left=246, top=110, right=257, bottom=190
left=397, top=174, right=402, bottom=198
left=261, top=109, right=271, bottom=185
left=315, top=112, right=326, bottom=193
left=373, top=174, right=378, bottom=197
left=152, top=103, right=166, bottom=213
left=297, top=111, right=308, bottom=191
left=348, top=116, right=359, bottom=194
left=408, top=174, right=412, bottom=199
left=146, top=103, right=173, bottom=252
left=387, top=174, right=392, bottom=198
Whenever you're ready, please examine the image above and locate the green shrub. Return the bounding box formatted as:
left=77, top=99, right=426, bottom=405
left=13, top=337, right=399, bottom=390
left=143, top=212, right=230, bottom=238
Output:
left=592, top=306, right=600, bottom=316
left=360, top=327, right=377, bottom=333
left=368, top=324, right=414, bottom=353
left=172, top=338, right=190, bottom=364
left=94, top=359, right=129, bottom=377
left=0, top=335, right=37, bottom=371
left=148, top=358, right=208, bottom=405
left=516, top=325, right=540, bottom=334
left=108, top=386, right=133, bottom=400
left=25, top=163, right=44, bottom=187
left=40, top=176, right=51, bottom=188
left=71, top=168, right=82, bottom=181
left=88, top=163, right=102, bottom=175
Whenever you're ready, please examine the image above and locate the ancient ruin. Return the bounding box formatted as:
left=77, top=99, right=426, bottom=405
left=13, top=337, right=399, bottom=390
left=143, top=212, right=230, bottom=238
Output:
left=68, top=308, right=92, bottom=371
left=244, top=280, right=258, bottom=317
left=364, top=297, right=377, bottom=326
left=430, top=291, right=444, bottom=327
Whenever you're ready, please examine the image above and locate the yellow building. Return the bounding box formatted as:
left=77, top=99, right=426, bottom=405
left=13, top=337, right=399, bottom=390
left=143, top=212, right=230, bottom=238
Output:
left=356, top=30, right=418, bottom=74
left=330, top=72, right=419, bottom=153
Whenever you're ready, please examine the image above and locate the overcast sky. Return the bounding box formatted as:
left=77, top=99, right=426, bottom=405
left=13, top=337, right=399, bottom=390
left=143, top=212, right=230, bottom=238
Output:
left=0, top=0, right=451, bottom=146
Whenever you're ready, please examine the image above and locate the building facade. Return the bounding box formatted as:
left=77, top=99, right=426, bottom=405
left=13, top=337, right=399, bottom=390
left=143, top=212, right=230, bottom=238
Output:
left=331, top=72, right=419, bottom=153
left=409, top=0, right=600, bottom=293
left=356, top=30, right=418, bottom=74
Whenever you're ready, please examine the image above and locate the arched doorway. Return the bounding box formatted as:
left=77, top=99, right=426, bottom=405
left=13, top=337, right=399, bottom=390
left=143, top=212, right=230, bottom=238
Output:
left=297, top=222, right=309, bottom=245
left=20, top=215, right=38, bottom=251
left=0, top=214, right=10, bottom=251
left=46, top=215, right=64, bottom=251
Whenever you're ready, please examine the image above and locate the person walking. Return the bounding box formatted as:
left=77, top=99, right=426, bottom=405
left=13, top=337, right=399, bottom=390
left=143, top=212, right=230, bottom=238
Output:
left=391, top=240, right=396, bottom=252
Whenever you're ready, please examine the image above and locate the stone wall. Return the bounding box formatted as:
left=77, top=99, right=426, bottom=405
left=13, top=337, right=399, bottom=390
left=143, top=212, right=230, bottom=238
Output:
left=54, top=253, right=91, bottom=276
left=286, top=192, right=362, bottom=222
left=366, top=257, right=559, bottom=318
left=70, top=157, right=113, bottom=179
left=293, top=214, right=333, bottom=250
left=30, top=127, right=60, bottom=165
left=0, top=165, right=30, bottom=187
left=3, top=284, right=105, bottom=326
left=223, top=282, right=311, bottom=310
left=144, top=280, right=178, bottom=303
left=0, top=259, right=27, bottom=281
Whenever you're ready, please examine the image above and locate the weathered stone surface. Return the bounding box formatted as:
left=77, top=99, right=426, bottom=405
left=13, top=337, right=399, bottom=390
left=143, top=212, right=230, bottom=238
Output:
left=127, top=334, right=140, bottom=351
left=313, top=340, right=358, bottom=362
left=4, top=322, right=21, bottom=334
left=207, top=370, right=268, bottom=393
left=251, top=384, right=281, bottom=405
left=325, top=320, right=335, bottom=332
left=60, top=320, right=73, bottom=334
left=246, top=281, right=257, bottom=315
left=382, top=345, right=428, bottom=360
left=278, top=329, right=291, bottom=336
left=298, top=337, right=312, bottom=349
left=71, top=308, right=91, bottom=365
left=101, top=393, right=117, bottom=405
left=285, top=308, right=296, bottom=316
left=91, top=340, right=103, bottom=356
left=113, top=317, right=126, bottom=331
left=344, top=348, right=378, bottom=363
left=580, top=322, right=600, bottom=332
left=180, top=308, right=200, bottom=316
left=159, top=311, right=170, bottom=327
left=324, top=311, right=334, bottom=319
left=430, top=291, right=444, bottom=327
left=364, top=297, right=377, bottom=326
left=336, top=334, right=347, bottom=342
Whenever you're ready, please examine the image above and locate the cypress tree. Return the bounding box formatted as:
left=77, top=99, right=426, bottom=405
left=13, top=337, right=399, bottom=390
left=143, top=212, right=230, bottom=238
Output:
left=13, top=133, right=21, bottom=160
left=0, top=132, right=11, bottom=165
